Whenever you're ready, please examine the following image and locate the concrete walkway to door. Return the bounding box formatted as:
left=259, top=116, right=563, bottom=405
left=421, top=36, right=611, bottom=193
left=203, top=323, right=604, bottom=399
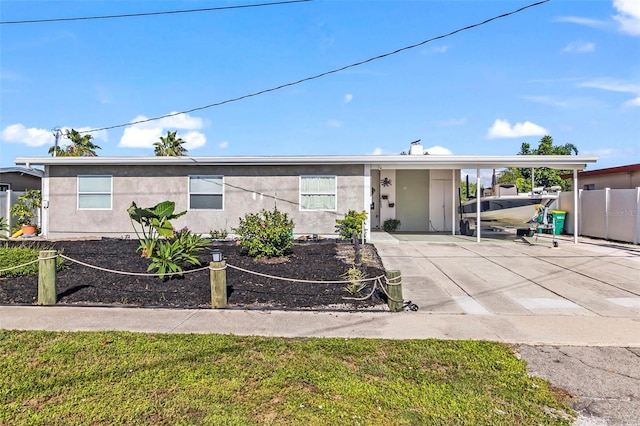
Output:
left=370, top=231, right=640, bottom=347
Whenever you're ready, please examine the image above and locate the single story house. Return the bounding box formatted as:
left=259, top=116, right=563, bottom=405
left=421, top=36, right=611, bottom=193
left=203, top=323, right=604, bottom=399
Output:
left=563, top=163, right=640, bottom=190
left=0, top=167, right=43, bottom=192
left=14, top=144, right=598, bottom=241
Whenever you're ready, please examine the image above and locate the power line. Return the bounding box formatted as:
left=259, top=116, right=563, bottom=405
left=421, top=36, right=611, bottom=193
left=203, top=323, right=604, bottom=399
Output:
left=0, top=0, right=312, bottom=25
left=83, top=0, right=550, bottom=134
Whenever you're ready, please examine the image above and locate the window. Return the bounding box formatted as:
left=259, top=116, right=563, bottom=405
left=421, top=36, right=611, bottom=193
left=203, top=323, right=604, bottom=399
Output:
left=78, top=175, right=112, bottom=209
left=189, top=175, right=223, bottom=210
left=583, top=184, right=595, bottom=190
left=300, top=176, right=336, bottom=210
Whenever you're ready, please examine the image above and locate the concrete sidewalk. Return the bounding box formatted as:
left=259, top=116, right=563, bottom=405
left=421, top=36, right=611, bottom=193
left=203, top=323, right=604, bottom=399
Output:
left=1, top=306, right=638, bottom=347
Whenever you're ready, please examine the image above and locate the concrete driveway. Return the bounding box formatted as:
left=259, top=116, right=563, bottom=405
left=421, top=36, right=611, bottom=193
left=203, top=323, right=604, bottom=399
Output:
left=372, top=232, right=639, bottom=329
left=372, top=231, right=640, bottom=426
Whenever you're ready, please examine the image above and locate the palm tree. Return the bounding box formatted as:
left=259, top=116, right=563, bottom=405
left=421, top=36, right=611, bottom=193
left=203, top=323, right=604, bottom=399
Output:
left=48, top=129, right=101, bottom=157
left=153, top=131, right=188, bottom=156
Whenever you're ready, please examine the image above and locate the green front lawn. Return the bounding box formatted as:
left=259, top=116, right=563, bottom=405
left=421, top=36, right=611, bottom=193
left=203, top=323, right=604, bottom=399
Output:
left=0, top=330, right=573, bottom=425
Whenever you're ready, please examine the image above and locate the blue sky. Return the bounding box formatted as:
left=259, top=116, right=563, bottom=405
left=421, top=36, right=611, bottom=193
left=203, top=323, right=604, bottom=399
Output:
left=1, top=0, right=639, bottom=170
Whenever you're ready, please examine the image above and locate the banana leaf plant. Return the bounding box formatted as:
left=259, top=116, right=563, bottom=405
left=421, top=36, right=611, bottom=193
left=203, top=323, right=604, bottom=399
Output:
left=127, top=201, right=187, bottom=258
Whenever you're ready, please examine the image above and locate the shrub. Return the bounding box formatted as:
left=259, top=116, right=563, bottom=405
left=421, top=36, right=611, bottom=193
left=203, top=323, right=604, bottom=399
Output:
left=383, top=218, right=401, bottom=232
left=335, top=210, right=367, bottom=240
left=209, top=229, right=228, bottom=240
left=0, top=217, right=8, bottom=239
left=0, top=243, right=64, bottom=277
left=233, top=208, right=294, bottom=258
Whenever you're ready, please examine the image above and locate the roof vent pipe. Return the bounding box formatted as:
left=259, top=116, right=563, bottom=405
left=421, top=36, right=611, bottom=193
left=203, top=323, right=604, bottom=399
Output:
left=409, top=139, right=423, bottom=155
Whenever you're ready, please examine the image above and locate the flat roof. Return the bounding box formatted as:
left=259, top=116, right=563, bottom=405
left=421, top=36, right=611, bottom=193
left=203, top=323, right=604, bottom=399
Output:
left=571, top=163, right=640, bottom=177
left=0, top=166, right=44, bottom=178
left=14, top=155, right=599, bottom=170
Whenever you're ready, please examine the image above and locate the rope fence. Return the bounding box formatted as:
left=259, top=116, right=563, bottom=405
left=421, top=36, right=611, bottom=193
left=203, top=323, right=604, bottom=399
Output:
left=1, top=250, right=414, bottom=311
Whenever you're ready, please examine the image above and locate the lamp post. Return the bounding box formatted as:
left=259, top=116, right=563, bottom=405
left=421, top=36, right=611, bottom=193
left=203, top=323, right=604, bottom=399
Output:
left=210, top=249, right=226, bottom=308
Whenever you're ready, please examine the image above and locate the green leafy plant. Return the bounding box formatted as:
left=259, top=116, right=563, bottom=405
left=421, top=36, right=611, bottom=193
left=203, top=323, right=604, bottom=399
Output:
left=383, top=218, right=401, bottom=232
left=10, top=189, right=41, bottom=227
left=174, top=227, right=210, bottom=257
left=148, top=228, right=210, bottom=279
left=233, top=208, right=294, bottom=258
left=209, top=229, right=228, bottom=240
left=127, top=201, right=186, bottom=258
left=0, top=217, right=8, bottom=239
left=335, top=210, right=367, bottom=240
left=0, top=243, right=64, bottom=277
left=341, top=264, right=367, bottom=296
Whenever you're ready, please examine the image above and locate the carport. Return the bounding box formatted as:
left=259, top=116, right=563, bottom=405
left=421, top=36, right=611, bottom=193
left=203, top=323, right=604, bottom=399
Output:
left=366, top=154, right=598, bottom=244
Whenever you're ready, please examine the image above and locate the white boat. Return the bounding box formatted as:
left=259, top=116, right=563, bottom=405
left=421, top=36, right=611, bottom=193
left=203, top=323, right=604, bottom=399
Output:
left=458, top=184, right=558, bottom=236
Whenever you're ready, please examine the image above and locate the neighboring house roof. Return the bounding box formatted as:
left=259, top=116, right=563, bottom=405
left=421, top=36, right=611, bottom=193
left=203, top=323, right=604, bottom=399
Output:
left=14, top=155, right=599, bottom=170
left=564, top=163, right=640, bottom=178
left=0, top=167, right=44, bottom=178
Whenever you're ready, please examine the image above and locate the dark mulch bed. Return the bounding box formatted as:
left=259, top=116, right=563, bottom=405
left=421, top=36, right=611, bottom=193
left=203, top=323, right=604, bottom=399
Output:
left=0, top=239, right=388, bottom=310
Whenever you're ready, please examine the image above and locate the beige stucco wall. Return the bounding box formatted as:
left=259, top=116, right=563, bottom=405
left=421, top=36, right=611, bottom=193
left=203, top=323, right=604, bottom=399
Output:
left=44, top=164, right=365, bottom=238
left=581, top=171, right=640, bottom=190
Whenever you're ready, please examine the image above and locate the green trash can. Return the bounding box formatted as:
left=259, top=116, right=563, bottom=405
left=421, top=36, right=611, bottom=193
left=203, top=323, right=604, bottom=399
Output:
left=549, top=210, right=566, bottom=235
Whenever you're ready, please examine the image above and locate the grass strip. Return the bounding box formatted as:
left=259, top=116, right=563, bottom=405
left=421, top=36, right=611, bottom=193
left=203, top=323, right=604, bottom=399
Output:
left=0, top=330, right=573, bottom=425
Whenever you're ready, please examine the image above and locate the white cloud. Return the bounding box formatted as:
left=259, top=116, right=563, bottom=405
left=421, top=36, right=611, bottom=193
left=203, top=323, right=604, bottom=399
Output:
left=523, top=95, right=569, bottom=108
left=370, top=147, right=383, bottom=155
left=554, top=16, right=607, bottom=28
left=326, top=119, right=343, bottom=128
left=487, top=119, right=548, bottom=139
left=424, top=145, right=453, bottom=155
left=118, top=112, right=207, bottom=149
left=1, top=124, right=53, bottom=147
left=562, top=40, right=595, bottom=53
left=624, top=96, right=640, bottom=107
left=343, top=94, right=353, bottom=104
left=182, top=131, right=206, bottom=150
left=1, top=124, right=107, bottom=147
left=613, top=0, right=640, bottom=35
left=578, top=78, right=640, bottom=107
left=423, top=45, right=448, bottom=54
left=218, top=141, right=229, bottom=150
left=583, top=148, right=616, bottom=158
left=119, top=126, right=163, bottom=148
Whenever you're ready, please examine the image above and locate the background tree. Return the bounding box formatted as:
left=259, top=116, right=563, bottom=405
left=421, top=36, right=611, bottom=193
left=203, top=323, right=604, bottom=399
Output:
left=498, top=135, right=578, bottom=191
left=154, top=131, right=188, bottom=156
left=48, top=129, right=101, bottom=157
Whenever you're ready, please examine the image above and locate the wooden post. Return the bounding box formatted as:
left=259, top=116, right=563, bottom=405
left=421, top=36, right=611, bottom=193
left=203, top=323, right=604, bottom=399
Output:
left=38, top=250, right=57, bottom=305
left=386, top=270, right=403, bottom=312
left=210, top=260, right=227, bottom=309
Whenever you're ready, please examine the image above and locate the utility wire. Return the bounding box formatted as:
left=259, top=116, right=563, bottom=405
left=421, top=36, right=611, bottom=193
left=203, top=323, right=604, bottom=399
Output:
left=80, top=0, right=549, bottom=134
left=0, top=0, right=312, bottom=25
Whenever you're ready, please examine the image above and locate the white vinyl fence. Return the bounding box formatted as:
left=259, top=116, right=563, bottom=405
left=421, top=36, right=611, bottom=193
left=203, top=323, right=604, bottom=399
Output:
left=0, top=190, right=25, bottom=238
left=558, top=188, right=640, bottom=245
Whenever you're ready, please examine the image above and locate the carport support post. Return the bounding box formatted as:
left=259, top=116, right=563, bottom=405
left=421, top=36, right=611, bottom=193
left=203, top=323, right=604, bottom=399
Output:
left=38, top=250, right=57, bottom=305
left=476, top=168, right=481, bottom=242
left=573, top=168, right=579, bottom=244
left=386, top=270, right=403, bottom=312
left=210, top=260, right=227, bottom=308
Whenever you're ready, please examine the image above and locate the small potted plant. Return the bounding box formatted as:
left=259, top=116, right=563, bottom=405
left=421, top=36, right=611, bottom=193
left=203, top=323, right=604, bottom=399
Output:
left=10, top=189, right=41, bottom=236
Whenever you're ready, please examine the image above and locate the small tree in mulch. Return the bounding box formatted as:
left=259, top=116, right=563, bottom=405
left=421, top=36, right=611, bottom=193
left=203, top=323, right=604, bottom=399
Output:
left=335, top=210, right=367, bottom=241
left=233, top=208, right=294, bottom=258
